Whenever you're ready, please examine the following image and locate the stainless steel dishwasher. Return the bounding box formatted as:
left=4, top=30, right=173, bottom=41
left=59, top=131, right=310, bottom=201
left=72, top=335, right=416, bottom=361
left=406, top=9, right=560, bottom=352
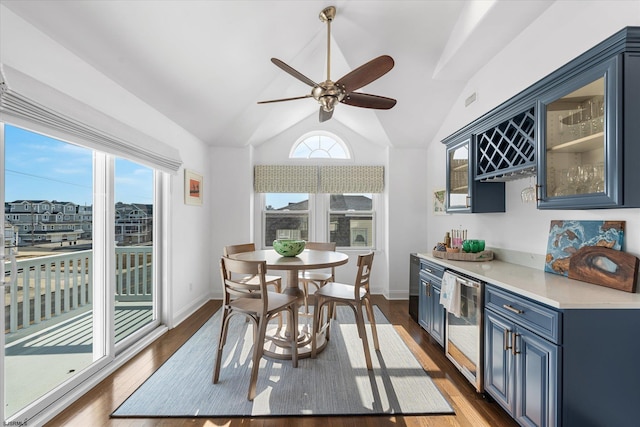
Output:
left=443, top=270, right=484, bottom=393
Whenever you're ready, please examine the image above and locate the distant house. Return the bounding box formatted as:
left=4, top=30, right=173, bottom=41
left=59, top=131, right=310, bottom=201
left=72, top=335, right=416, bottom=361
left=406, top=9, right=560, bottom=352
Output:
left=115, top=202, right=153, bottom=244
left=4, top=200, right=151, bottom=246
left=268, top=195, right=373, bottom=247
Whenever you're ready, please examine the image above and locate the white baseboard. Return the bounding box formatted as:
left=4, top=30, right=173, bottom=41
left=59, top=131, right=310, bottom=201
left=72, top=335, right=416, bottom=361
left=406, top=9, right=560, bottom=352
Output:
left=171, top=292, right=215, bottom=327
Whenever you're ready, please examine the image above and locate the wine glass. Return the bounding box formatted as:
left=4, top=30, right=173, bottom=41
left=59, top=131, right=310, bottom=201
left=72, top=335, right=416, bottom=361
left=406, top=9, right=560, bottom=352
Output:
left=521, top=177, right=536, bottom=203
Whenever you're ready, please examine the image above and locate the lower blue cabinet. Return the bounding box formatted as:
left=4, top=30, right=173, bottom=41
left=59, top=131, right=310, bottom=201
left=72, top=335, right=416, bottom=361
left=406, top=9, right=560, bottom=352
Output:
left=484, top=287, right=560, bottom=427
left=516, top=327, right=559, bottom=427
left=418, top=267, right=445, bottom=347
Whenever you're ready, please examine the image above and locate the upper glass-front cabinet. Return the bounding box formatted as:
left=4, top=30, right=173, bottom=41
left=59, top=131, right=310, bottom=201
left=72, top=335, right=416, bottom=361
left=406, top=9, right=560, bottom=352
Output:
left=447, top=139, right=470, bottom=211
left=538, top=57, right=620, bottom=208
left=446, top=136, right=505, bottom=213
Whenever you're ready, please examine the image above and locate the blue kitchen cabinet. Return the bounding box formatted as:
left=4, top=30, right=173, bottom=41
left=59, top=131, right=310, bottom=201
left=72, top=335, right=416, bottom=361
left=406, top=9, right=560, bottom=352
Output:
left=485, top=310, right=560, bottom=427
left=485, top=310, right=515, bottom=412
left=515, top=326, right=559, bottom=427
left=534, top=28, right=640, bottom=209
left=536, top=52, right=640, bottom=209
left=484, top=285, right=560, bottom=427
left=418, top=259, right=446, bottom=346
left=445, top=136, right=505, bottom=213
left=442, top=27, right=640, bottom=211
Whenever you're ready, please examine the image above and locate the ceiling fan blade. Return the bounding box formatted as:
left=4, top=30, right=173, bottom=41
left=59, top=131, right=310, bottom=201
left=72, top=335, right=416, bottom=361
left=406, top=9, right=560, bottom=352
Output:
left=336, top=55, right=394, bottom=93
left=271, top=58, right=318, bottom=88
left=257, top=94, right=313, bottom=104
left=341, top=92, right=397, bottom=110
left=319, top=107, right=334, bottom=122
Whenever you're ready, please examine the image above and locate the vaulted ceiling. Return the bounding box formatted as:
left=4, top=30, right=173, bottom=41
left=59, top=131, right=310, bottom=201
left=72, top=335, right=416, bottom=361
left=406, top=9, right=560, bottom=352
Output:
left=1, top=0, right=554, bottom=148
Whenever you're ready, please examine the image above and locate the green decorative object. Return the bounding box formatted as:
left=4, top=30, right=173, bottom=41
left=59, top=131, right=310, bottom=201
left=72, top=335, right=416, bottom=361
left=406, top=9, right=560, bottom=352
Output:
left=462, top=239, right=485, bottom=253
left=273, top=239, right=306, bottom=257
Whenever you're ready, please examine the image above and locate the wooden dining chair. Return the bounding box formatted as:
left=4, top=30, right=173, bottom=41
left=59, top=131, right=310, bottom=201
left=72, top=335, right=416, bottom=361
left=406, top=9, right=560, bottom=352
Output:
left=298, top=241, right=337, bottom=314
left=223, top=243, right=283, bottom=293
left=310, top=252, right=379, bottom=370
left=213, top=256, right=300, bottom=400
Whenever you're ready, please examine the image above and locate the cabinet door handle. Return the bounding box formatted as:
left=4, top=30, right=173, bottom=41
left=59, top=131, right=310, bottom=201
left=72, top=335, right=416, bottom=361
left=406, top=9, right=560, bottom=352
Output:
left=512, top=332, right=520, bottom=355
left=426, top=281, right=431, bottom=297
left=503, top=304, right=524, bottom=314
left=503, top=328, right=512, bottom=351
left=535, top=184, right=542, bottom=202
left=465, top=195, right=471, bottom=208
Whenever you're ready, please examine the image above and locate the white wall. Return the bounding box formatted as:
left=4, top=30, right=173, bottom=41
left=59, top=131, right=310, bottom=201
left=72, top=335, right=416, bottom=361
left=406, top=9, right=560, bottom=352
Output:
left=208, top=145, right=254, bottom=299
left=426, top=2, right=640, bottom=278
left=387, top=147, right=429, bottom=299
left=0, top=5, right=214, bottom=324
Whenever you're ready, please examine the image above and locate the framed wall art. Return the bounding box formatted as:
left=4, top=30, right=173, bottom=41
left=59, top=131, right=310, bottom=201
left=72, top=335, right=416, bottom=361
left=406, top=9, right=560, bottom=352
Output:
left=184, top=169, right=203, bottom=206
left=433, top=188, right=447, bottom=215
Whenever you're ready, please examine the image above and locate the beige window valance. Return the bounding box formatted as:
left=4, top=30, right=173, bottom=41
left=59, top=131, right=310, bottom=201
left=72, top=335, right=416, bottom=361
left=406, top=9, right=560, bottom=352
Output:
left=254, top=165, right=384, bottom=193
left=254, top=165, right=318, bottom=193
left=319, top=165, right=384, bottom=193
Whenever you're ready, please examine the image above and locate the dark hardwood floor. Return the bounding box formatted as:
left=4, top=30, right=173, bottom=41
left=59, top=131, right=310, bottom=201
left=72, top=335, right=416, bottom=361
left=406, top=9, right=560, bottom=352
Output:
left=45, top=296, right=518, bottom=427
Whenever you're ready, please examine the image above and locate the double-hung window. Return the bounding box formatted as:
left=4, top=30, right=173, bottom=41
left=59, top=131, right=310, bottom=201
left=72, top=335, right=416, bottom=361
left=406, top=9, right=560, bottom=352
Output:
left=328, top=193, right=374, bottom=248
left=263, top=193, right=310, bottom=247
left=257, top=132, right=382, bottom=249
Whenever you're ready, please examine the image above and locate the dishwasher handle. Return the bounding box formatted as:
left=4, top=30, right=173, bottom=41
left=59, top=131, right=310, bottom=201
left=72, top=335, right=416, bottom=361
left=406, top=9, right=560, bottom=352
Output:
left=446, top=271, right=481, bottom=289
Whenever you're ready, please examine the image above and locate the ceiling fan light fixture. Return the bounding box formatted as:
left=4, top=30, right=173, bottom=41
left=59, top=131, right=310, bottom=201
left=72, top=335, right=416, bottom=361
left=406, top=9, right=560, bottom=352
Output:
left=320, top=96, right=337, bottom=112
left=257, top=5, right=396, bottom=121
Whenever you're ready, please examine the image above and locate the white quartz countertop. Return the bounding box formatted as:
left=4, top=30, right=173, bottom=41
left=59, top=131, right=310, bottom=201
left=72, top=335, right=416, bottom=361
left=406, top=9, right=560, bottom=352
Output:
left=417, top=252, right=640, bottom=309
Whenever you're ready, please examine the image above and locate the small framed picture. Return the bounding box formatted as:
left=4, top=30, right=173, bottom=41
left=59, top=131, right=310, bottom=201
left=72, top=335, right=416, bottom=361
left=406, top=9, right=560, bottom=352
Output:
left=184, top=169, right=203, bottom=206
left=433, top=188, right=447, bottom=215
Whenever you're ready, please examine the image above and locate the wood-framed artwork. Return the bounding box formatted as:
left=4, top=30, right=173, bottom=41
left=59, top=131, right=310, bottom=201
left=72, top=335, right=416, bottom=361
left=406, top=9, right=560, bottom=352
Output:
left=184, top=169, right=203, bottom=206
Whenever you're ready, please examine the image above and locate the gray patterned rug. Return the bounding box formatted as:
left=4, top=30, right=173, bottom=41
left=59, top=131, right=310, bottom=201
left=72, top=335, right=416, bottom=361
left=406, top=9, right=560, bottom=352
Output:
left=112, top=305, right=454, bottom=418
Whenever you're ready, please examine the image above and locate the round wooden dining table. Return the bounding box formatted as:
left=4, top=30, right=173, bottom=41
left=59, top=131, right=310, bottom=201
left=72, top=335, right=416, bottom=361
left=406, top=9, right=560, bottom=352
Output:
left=229, top=248, right=349, bottom=359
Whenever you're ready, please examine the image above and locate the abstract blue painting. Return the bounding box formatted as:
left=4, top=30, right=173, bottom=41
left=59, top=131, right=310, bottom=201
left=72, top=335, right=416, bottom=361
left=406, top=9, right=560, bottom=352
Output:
left=544, top=220, right=625, bottom=276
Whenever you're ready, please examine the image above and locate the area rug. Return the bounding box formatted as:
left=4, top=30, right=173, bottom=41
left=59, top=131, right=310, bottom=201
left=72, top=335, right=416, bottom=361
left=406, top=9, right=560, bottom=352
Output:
left=112, top=306, right=454, bottom=418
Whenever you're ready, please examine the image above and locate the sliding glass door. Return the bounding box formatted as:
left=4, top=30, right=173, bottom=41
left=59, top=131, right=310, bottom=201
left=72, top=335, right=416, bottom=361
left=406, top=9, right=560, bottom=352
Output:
left=2, top=124, right=161, bottom=422
left=114, top=158, right=157, bottom=346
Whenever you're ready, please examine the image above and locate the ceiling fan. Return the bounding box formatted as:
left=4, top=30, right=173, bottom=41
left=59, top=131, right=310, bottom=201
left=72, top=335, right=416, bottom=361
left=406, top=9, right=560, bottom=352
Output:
left=257, top=5, right=396, bottom=122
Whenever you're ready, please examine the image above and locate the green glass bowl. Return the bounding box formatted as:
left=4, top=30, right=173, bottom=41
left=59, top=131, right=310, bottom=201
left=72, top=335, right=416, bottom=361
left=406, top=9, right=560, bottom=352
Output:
left=273, top=239, right=306, bottom=257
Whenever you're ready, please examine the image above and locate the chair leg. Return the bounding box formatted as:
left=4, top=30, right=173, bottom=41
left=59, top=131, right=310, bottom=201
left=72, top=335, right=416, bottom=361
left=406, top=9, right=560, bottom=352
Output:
left=324, top=302, right=333, bottom=341
left=355, top=304, right=373, bottom=370
left=213, top=308, right=231, bottom=383
left=289, top=306, right=298, bottom=368
left=363, top=297, right=379, bottom=350
left=270, top=280, right=283, bottom=329
left=248, top=315, right=268, bottom=401
left=311, top=297, right=321, bottom=358
left=302, top=280, right=310, bottom=314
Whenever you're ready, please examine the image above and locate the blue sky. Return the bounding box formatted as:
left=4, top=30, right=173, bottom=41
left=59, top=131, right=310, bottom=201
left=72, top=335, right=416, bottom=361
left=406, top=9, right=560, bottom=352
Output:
left=4, top=125, right=153, bottom=205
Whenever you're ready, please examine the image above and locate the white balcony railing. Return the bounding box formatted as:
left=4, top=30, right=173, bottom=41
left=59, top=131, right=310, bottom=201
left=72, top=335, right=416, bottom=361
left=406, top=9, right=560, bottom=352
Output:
left=4, top=247, right=152, bottom=334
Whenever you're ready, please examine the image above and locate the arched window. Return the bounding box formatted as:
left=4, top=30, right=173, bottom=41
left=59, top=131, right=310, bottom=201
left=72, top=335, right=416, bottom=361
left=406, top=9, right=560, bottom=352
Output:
left=290, top=131, right=350, bottom=159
